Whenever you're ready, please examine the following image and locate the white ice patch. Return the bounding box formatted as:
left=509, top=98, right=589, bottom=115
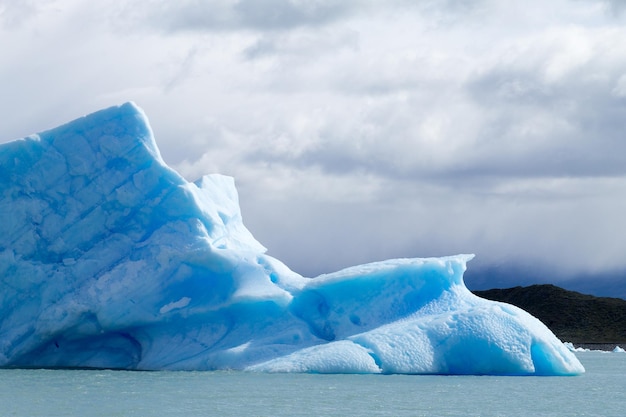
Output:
left=159, top=297, right=191, bottom=314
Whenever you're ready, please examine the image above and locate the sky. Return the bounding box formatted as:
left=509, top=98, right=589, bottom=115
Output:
left=1, top=0, right=626, bottom=296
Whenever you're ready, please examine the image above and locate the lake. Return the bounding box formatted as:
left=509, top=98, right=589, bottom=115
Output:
left=1, top=351, right=623, bottom=416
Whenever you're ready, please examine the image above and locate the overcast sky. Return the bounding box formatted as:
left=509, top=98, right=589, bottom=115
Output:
left=1, top=0, right=626, bottom=294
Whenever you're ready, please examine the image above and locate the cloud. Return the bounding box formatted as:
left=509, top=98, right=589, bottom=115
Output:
left=122, top=0, right=360, bottom=33
left=464, top=26, right=626, bottom=179
left=0, top=0, right=53, bottom=28
left=118, top=0, right=493, bottom=34
left=2, top=0, right=626, bottom=294
left=226, top=18, right=626, bottom=186
left=242, top=28, right=359, bottom=61
left=585, top=0, right=626, bottom=16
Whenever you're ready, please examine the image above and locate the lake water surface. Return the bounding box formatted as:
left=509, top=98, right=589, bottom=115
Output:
left=1, top=352, right=623, bottom=416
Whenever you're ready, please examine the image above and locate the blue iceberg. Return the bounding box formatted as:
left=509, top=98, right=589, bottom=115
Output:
left=0, top=103, right=584, bottom=375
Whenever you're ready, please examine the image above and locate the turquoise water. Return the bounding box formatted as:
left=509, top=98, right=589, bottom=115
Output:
left=1, top=352, right=623, bottom=417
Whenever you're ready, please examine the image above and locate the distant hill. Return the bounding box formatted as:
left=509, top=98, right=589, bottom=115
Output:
left=473, top=284, right=626, bottom=345
left=464, top=264, right=626, bottom=300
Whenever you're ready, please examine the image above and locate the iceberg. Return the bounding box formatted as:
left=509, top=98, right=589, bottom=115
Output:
left=0, top=103, right=584, bottom=375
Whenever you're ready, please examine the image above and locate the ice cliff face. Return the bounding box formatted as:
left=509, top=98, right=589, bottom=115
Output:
left=0, top=103, right=584, bottom=375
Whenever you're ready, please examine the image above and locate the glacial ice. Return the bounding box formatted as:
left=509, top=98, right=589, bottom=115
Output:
left=0, top=103, right=584, bottom=375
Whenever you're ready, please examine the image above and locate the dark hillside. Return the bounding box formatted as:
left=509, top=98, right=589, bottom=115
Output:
left=473, top=284, right=626, bottom=345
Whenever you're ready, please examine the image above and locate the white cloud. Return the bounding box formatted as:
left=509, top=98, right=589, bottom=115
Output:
left=0, top=0, right=55, bottom=29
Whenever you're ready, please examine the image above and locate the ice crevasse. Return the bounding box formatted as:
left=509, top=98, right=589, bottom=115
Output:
left=0, top=103, right=584, bottom=375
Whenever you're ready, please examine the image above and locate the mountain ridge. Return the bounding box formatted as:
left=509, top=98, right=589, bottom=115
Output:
left=473, top=284, right=626, bottom=346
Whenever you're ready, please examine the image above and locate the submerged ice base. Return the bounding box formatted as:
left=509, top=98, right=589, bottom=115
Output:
left=0, top=103, right=584, bottom=375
